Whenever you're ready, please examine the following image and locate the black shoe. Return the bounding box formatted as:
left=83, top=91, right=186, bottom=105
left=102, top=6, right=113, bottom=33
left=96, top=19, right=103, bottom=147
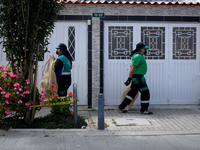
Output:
left=118, top=107, right=128, bottom=113
left=140, top=110, right=153, bottom=115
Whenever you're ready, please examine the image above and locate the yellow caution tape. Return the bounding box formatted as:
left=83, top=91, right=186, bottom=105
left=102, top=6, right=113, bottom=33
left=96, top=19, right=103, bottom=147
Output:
left=0, top=98, right=79, bottom=109
left=29, top=101, right=74, bottom=108
left=43, top=96, right=67, bottom=102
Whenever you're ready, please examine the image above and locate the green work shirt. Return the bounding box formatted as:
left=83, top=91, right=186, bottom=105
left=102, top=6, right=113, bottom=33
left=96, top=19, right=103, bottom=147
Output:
left=131, top=53, right=147, bottom=75
left=57, top=55, right=71, bottom=73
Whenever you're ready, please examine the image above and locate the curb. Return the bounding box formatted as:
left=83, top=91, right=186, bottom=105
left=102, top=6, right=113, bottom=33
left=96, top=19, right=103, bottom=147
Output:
left=88, top=118, right=96, bottom=131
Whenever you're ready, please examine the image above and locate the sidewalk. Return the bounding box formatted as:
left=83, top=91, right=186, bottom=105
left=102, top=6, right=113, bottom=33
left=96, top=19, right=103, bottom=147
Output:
left=3, top=104, right=200, bottom=136
left=77, top=104, right=200, bottom=135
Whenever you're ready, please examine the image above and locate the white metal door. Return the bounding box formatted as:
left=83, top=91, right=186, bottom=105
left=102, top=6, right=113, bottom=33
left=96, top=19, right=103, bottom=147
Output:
left=40, top=21, right=88, bottom=105
left=104, top=23, right=133, bottom=105
left=104, top=22, right=200, bottom=105
left=0, top=21, right=88, bottom=105
left=138, top=23, right=169, bottom=104
left=0, top=38, right=7, bottom=67
left=168, top=24, right=199, bottom=104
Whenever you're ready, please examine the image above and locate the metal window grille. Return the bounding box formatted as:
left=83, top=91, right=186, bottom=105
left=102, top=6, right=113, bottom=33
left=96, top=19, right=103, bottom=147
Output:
left=68, top=26, right=75, bottom=61
left=141, top=27, right=165, bottom=60
left=173, top=27, right=196, bottom=60
left=108, top=26, right=133, bottom=59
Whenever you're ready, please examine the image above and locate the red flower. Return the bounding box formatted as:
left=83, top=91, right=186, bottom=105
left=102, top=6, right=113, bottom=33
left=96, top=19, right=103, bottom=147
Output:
left=69, top=92, right=74, bottom=97
left=51, top=84, right=55, bottom=87
left=54, top=94, right=59, bottom=97
left=52, top=89, right=57, bottom=92
left=71, top=110, right=74, bottom=114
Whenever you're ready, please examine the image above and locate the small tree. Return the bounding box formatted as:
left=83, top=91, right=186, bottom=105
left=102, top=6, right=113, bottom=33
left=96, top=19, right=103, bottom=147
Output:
left=0, top=0, right=63, bottom=124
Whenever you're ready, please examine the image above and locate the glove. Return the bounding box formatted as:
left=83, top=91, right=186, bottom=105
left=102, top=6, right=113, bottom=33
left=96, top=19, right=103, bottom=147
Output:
left=124, top=77, right=132, bottom=86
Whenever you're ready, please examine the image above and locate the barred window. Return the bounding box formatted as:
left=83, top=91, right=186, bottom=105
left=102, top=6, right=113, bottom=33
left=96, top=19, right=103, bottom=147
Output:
left=173, top=27, right=196, bottom=60
left=108, top=26, right=133, bottom=59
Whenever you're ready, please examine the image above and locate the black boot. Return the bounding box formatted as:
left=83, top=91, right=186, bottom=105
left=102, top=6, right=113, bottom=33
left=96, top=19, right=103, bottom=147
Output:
left=140, top=103, right=153, bottom=115
left=118, top=98, right=132, bottom=113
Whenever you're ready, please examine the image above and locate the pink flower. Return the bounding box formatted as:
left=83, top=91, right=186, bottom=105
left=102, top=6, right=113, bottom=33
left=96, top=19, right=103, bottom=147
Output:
left=5, top=100, right=9, bottom=104
left=18, top=87, right=22, bottom=91
left=25, top=102, right=32, bottom=106
left=1, top=74, right=6, bottom=78
left=39, top=97, right=43, bottom=101
left=16, top=91, right=19, bottom=94
left=6, top=62, right=11, bottom=66
left=15, top=75, right=19, bottom=78
left=0, top=65, right=3, bottom=70
left=3, top=67, right=8, bottom=71
left=1, top=91, right=6, bottom=95
left=13, top=83, right=20, bottom=87
left=5, top=110, right=10, bottom=114
left=43, top=96, right=46, bottom=100
left=4, top=93, right=10, bottom=98
left=41, top=90, right=45, bottom=93
left=29, top=107, right=32, bottom=110
left=18, top=100, right=23, bottom=104
left=8, top=72, right=17, bottom=78
left=0, top=87, right=2, bottom=90
left=20, top=94, right=25, bottom=97
left=40, top=93, right=43, bottom=96
left=25, top=79, right=30, bottom=84
left=23, top=90, right=30, bottom=94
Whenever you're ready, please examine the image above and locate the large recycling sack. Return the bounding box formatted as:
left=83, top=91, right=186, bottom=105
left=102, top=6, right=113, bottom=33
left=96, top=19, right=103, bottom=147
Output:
left=39, top=55, right=58, bottom=97
left=120, top=81, right=139, bottom=111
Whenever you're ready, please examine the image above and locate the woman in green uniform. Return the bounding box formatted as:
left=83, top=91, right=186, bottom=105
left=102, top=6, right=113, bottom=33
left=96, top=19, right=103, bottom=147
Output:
left=54, top=43, right=73, bottom=96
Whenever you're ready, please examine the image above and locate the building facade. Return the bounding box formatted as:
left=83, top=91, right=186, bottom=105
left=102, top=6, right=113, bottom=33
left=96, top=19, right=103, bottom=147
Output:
left=1, top=1, right=200, bottom=107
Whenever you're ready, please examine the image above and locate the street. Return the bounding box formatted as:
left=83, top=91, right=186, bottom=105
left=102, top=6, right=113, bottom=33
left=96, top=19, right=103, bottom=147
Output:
left=0, top=131, right=200, bottom=150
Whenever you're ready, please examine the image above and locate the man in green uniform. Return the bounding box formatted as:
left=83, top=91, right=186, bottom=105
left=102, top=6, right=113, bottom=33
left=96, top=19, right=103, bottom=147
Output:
left=118, top=42, right=153, bottom=114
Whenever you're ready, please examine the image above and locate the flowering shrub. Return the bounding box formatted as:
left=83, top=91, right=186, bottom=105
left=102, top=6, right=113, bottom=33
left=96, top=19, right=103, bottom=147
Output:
left=42, top=84, right=75, bottom=116
left=0, top=64, right=43, bottom=119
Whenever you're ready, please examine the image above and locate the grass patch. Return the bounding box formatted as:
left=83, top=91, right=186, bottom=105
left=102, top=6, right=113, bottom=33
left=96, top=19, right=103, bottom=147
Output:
left=104, top=122, right=109, bottom=128
left=112, top=119, right=136, bottom=126
left=88, top=109, right=97, bottom=111
left=105, top=108, right=115, bottom=111
left=115, top=124, right=136, bottom=126
left=112, top=119, right=117, bottom=125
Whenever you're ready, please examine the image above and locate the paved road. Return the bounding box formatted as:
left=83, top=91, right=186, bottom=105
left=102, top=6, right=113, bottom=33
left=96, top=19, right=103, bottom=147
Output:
left=0, top=132, right=200, bottom=150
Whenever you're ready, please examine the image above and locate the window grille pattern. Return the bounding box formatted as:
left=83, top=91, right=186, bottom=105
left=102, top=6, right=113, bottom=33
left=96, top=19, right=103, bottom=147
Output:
left=68, top=27, right=75, bottom=61
left=108, top=26, right=133, bottom=59
left=141, top=27, right=165, bottom=60
left=173, top=27, right=196, bottom=60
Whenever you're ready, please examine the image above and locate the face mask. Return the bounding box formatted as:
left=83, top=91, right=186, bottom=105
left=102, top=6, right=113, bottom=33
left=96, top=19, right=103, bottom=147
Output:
left=144, top=49, right=147, bottom=55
